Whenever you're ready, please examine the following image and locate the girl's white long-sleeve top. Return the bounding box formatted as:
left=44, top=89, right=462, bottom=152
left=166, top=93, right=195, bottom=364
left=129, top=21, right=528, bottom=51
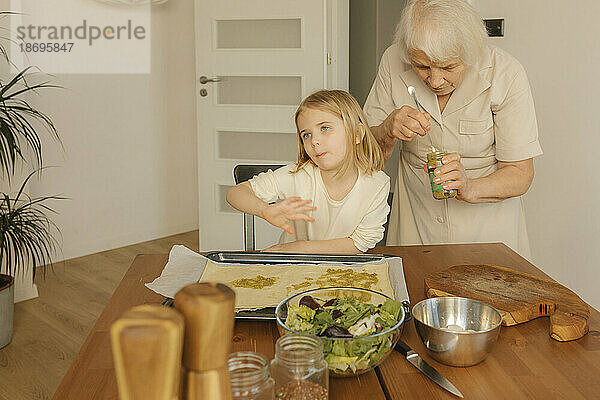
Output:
left=249, top=163, right=391, bottom=252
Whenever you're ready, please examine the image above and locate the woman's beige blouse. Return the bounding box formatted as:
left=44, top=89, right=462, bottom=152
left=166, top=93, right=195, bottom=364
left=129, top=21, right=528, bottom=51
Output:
left=249, top=163, right=391, bottom=252
left=364, top=44, right=542, bottom=258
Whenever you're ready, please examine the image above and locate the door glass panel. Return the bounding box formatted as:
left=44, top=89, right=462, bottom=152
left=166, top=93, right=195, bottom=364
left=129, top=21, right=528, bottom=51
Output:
left=217, top=76, right=302, bottom=105
left=217, top=130, right=297, bottom=161
left=216, top=18, right=301, bottom=49
left=218, top=184, right=237, bottom=213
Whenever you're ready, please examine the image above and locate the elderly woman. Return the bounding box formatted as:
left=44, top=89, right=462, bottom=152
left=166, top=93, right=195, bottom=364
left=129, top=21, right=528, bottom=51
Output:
left=364, top=0, right=542, bottom=258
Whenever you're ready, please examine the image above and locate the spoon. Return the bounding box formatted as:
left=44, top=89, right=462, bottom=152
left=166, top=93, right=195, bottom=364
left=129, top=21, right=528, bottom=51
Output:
left=407, top=86, right=436, bottom=152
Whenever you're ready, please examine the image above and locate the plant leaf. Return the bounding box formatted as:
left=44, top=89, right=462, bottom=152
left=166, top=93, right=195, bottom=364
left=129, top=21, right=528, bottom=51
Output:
left=0, top=173, right=63, bottom=277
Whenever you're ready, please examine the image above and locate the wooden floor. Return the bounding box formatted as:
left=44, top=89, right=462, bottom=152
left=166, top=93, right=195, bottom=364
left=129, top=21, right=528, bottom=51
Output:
left=0, top=230, right=199, bottom=400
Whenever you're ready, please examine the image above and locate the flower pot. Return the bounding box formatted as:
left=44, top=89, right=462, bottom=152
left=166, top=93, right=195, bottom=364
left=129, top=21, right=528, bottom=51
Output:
left=0, top=274, right=14, bottom=349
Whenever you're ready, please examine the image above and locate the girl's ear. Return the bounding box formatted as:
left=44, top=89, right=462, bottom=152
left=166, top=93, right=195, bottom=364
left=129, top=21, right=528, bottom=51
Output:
left=355, top=123, right=366, bottom=144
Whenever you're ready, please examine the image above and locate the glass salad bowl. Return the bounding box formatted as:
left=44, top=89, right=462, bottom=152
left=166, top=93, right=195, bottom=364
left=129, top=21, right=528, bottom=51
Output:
left=275, top=287, right=406, bottom=377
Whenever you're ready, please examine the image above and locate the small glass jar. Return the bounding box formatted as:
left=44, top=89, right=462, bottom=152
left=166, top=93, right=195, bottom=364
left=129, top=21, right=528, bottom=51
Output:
left=271, top=334, right=328, bottom=400
left=427, top=150, right=457, bottom=200
left=228, top=351, right=275, bottom=400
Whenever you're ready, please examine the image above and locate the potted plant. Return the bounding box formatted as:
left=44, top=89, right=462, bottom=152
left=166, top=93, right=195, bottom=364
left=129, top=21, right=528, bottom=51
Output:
left=0, top=35, right=62, bottom=348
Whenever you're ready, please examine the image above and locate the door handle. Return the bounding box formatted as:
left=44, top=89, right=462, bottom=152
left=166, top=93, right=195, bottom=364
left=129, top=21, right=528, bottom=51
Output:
left=199, top=76, right=221, bottom=84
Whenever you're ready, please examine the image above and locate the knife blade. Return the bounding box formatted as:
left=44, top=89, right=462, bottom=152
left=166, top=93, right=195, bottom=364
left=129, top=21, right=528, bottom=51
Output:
left=395, top=340, right=464, bottom=398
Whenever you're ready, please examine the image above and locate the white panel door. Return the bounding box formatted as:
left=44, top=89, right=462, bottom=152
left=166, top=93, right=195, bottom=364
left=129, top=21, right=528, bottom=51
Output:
left=195, top=0, right=329, bottom=251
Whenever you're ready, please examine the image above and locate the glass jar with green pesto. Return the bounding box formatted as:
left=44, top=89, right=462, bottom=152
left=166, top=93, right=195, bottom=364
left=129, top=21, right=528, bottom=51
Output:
left=427, top=150, right=457, bottom=200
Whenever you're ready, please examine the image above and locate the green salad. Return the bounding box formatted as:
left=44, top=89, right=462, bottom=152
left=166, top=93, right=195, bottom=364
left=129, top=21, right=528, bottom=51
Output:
left=284, top=295, right=404, bottom=374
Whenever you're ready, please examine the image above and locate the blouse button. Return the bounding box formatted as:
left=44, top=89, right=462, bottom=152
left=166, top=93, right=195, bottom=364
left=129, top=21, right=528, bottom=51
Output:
left=436, top=216, right=445, bottom=223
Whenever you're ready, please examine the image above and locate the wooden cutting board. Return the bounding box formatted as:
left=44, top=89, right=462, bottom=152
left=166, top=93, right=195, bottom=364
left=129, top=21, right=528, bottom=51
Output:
left=424, top=264, right=590, bottom=342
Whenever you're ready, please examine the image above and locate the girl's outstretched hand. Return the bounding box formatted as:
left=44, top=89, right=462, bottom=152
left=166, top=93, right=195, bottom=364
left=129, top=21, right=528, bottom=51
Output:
left=261, top=197, right=316, bottom=234
left=263, top=240, right=309, bottom=253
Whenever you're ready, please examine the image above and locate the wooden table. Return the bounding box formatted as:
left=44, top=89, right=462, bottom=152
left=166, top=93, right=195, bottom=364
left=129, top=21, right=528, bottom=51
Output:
left=52, top=243, right=600, bottom=399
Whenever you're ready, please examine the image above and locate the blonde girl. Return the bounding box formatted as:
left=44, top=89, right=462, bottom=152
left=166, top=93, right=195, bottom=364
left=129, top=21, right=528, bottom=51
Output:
left=226, top=90, right=390, bottom=254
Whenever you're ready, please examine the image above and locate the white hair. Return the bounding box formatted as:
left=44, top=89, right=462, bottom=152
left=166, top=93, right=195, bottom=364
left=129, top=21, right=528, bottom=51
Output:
left=394, top=0, right=488, bottom=65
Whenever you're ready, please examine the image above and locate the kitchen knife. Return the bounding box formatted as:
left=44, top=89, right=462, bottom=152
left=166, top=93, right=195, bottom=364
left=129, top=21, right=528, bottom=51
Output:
left=395, top=340, right=464, bottom=398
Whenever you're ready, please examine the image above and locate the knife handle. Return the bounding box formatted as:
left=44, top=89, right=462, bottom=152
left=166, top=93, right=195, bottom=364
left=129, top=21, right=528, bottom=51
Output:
left=395, top=339, right=413, bottom=357
left=402, top=301, right=412, bottom=322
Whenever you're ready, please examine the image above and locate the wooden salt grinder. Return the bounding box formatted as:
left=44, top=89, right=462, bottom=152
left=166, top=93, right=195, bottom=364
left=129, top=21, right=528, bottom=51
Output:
left=174, top=282, right=236, bottom=400
left=110, top=304, right=184, bottom=400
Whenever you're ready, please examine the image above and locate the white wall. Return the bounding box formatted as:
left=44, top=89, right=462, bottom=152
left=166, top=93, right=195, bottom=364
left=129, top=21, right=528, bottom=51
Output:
left=6, top=1, right=198, bottom=262
left=349, top=0, right=405, bottom=184
left=349, top=0, right=405, bottom=104
left=349, top=0, right=377, bottom=105
left=472, top=0, right=600, bottom=309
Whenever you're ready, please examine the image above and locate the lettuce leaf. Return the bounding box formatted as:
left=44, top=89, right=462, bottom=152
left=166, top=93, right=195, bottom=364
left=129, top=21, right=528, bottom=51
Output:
left=381, top=299, right=402, bottom=320
left=285, top=304, right=316, bottom=332
left=325, top=354, right=359, bottom=372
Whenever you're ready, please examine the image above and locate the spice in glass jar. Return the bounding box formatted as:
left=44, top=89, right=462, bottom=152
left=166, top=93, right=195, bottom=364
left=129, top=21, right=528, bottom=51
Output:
left=271, top=334, right=328, bottom=400
left=427, top=150, right=457, bottom=200
left=275, top=381, right=328, bottom=400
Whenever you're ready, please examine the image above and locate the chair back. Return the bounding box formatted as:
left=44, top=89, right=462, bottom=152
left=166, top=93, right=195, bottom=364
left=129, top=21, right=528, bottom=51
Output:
left=233, top=164, right=286, bottom=184
left=233, top=164, right=285, bottom=250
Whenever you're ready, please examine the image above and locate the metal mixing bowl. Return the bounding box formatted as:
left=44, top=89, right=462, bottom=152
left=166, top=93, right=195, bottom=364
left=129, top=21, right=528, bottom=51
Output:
left=412, top=297, right=502, bottom=367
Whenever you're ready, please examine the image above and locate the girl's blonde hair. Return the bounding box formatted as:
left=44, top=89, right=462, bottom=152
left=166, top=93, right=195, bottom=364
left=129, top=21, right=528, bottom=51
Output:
left=293, top=90, right=385, bottom=176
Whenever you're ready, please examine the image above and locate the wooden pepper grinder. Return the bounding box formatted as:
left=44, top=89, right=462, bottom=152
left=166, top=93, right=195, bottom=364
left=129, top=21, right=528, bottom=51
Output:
left=174, top=282, right=236, bottom=400
left=110, top=304, right=184, bottom=400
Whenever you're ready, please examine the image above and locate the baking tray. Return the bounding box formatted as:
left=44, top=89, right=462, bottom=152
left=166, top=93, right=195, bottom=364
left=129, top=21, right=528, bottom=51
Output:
left=161, top=297, right=276, bottom=320
left=161, top=298, right=411, bottom=322
left=204, top=251, right=392, bottom=265
left=161, top=251, right=403, bottom=320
